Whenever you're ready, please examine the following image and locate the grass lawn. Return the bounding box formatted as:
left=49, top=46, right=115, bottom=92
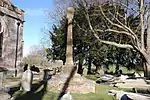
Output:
left=85, top=74, right=99, bottom=81
left=13, top=84, right=117, bottom=100
left=12, top=78, right=150, bottom=100
left=12, top=70, right=142, bottom=100
left=45, top=84, right=118, bottom=100
left=12, top=79, right=120, bottom=100
left=72, top=84, right=117, bottom=100
left=10, top=67, right=144, bottom=100
left=107, top=65, right=143, bottom=74
left=11, top=73, right=134, bottom=100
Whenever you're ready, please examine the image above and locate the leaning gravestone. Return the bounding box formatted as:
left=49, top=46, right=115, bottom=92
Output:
left=20, top=66, right=33, bottom=91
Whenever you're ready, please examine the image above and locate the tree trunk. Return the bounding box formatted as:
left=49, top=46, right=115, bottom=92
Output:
left=146, top=11, right=150, bottom=79
left=115, top=64, right=119, bottom=74
left=141, top=51, right=150, bottom=79
left=77, top=58, right=83, bottom=75
left=142, top=61, right=147, bottom=77
left=146, top=62, right=150, bottom=80
left=95, top=66, right=101, bottom=74
left=87, top=58, right=92, bottom=74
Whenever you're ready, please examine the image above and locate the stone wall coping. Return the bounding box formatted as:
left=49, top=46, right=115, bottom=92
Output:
left=0, top=0, right=24, bottom=22
left=0, top=6, right=24, bottom=22
left=0, top=0, right=24, bottom=14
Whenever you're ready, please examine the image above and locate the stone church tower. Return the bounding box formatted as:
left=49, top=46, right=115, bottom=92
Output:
left=0, top=0, right=24, bottom=76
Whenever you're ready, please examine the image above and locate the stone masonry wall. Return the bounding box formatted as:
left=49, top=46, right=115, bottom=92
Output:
left=0, top=0, right=24, bottom=76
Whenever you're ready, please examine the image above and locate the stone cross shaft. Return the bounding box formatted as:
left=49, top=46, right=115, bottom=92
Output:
left=65, top=7, right=74, bottom=68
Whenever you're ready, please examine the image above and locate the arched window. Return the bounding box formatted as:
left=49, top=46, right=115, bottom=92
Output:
left=0, top=23, right=3, bottom=57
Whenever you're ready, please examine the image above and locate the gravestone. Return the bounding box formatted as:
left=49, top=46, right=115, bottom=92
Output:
left=82, top=67, right=88, bottom=76
left=0, top=67, right=11, bottom=100
left=60, top=92, right=73, bottom=100
left=20, top=67, right=33, bottom=91
left=99, top=65, right=104, bottom=76
left=43, top=69, right=52, bottom=81
left=0, top=67, right=7, bottom=89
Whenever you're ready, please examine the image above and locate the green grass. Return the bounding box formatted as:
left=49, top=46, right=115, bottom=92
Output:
left=13, top=83, right=119, bottom=100
left=11, top=72, right=131, bottom=100
left=72, top=84, right=117, bottom=100
left=13, top=83, right=150, bottom=100
left=10, top=66, right=143, bottom=100
left=85, top=74, right=99, bottom=81
left=107, top=64, right=143, bottom=74
left=6, top=77, right=21, bottom=82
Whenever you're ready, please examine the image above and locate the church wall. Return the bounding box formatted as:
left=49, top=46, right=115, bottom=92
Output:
left=0, top=0, right=24, bottom=76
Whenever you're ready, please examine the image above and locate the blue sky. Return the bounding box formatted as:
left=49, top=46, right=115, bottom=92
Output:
left=11, top=0, right=55, bottom=56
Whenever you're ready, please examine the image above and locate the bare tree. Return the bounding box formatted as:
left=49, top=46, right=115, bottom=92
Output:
left=51, top=0, right=150, bottom=79
left=80, top=0, right=150, bottom=79
left=23, top=45, right=50, bottom=67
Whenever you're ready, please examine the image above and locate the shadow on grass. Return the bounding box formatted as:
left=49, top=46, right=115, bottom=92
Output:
left=8, top=69, right=52, bottom=100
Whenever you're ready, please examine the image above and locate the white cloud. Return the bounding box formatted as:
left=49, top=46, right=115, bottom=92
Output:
left=24, top=8, right=48, bottom=16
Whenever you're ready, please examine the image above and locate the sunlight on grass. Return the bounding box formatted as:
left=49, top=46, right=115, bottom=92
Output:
left=85, top=74, right=99, bottom=81
left=13, top=84, right=118, bottom=100
left=107, top=64, right=143, bottom=74
left=41, top=84, right=117, bottom=100
left=72, top=84, right=116, bottom=100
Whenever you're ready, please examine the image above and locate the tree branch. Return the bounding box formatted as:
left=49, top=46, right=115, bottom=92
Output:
left=105, top=29, right=135, bottom=39
left=100, top=5, right=141, bottom=50
left=140, top=0, right=145, bottom=50
left=74, top=20, right=88, bottom=32
left=94, top=29, right=103, bottom=33
left=99, top=5, right=128, bottom=32
left=94, top=33, right=133, bottom=49
left=135, top=23, right=141, bottom=33
left=84, top=4, right=140, bottom=51
left=108, top=9, right=137, bottom=37
left=85, top=10, right=95, bottom=33
left=117, top=1, right=139, bottom=14
left=147, top=12, right=150, bottom=54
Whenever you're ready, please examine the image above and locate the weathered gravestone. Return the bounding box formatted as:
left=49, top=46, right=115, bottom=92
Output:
left=99, top=65, right=105, bottom=76
left=43, top=69, right=52, bottom=81
left=60, top=92, right=73, bottom=100
left=20, top=66, right=33, bottom=91
left=82, top=67, right=88, bottom=76
left=0, top=67, right=11, bottom=100
left=0, top=67, right=7, bottom=89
